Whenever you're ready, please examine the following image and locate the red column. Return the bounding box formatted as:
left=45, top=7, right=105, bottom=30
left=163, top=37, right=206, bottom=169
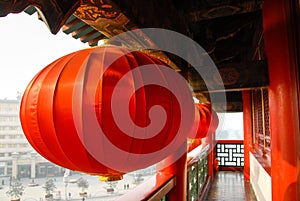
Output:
left=157, top=142, right=187, bottom=201
left=242, top=91, right=252, bottom=181
left=262, top=0, right=300, bottom=200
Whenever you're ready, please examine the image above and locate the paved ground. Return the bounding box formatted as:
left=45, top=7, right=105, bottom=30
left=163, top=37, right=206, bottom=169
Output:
left=0, top=172, right=153, bottom=201
left=205, top=171, right=257, bottom=201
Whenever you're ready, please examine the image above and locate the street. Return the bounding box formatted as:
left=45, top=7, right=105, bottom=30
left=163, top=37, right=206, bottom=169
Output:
left=0, top=171, right=154, bottom=201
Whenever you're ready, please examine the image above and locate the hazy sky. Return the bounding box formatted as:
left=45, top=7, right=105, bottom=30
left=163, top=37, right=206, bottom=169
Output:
left=0, top=12, right=89, bottom=99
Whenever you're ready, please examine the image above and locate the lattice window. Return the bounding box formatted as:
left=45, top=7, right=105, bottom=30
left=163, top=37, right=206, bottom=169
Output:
left=216, top=143, right=244, bottom=167
left=251, top=88, right=271, bottom=154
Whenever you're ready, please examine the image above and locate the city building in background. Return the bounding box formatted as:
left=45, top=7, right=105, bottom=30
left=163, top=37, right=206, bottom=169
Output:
left=0, top=98, right=64, bottom=179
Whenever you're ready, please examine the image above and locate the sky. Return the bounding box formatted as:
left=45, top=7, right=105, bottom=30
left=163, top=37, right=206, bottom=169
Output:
left=0, top=12, right=89, bottom=99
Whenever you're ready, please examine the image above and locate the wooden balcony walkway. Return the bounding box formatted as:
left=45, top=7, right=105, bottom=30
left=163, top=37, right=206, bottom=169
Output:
left=205, top=171, right=257, bottom=201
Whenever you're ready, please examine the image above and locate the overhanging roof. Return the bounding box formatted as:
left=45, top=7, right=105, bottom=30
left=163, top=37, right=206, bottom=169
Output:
left=24, top=6, right=106, bottom=47
left=1, top=0, right=268, bottom=112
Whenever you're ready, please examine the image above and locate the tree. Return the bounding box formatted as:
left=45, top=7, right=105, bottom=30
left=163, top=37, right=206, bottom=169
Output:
left=77, top=177, right=89, bottom=193
left=6, top=180, right=24, bottom=201
left=43, top=179, right=56, bottom=198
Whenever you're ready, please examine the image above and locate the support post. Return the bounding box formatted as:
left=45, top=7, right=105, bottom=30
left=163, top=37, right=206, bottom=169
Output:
left=242, top=90, right=252, bottom=181
left=30, top=152, right=37, bottom=179
left=263, top=0, right=300, bottom=200
left=157, top=142, right=187, bottom=201
left=11, top=152, right=19, bottom=179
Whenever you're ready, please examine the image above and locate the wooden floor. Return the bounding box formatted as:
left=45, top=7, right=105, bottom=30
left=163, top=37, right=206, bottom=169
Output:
left=205, top=171, right=257, bottom=201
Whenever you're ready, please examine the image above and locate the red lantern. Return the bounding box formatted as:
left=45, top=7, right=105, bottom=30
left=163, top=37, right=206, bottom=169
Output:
left=20, top=46, right=195, bottom=180
left=200, top=104, right=219, bottom=134
left=188, top=104, right=219, bottom=152
left=187, top=103, right=219, bottom=152
left=189, top=103, right=218, bottom=139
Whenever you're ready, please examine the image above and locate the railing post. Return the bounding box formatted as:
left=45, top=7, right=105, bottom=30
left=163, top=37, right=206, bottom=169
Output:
left=157, top=142, right=187, bottom=201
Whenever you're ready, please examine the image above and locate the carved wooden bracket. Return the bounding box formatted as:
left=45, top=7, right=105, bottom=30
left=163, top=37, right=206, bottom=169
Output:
left=73, top=0, right=180, bottom=71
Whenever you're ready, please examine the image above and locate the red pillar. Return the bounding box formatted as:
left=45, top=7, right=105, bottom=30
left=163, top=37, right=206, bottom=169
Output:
left=242, top=91, right=252, bottom=181
left=262, top=0, right=300, bottom=200
left=157, top=142, right=187, bottom=201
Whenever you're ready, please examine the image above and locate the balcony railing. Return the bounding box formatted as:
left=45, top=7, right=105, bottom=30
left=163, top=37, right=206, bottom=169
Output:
left=187, top=144, right=210, bottom=201
left=115, top=172, right=176, bottom=201
left=116, top=143, right=211, bottom=201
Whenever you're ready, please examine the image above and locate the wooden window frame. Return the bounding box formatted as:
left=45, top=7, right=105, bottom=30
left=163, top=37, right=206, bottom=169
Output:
left=250, top=88, right=271, bottom=174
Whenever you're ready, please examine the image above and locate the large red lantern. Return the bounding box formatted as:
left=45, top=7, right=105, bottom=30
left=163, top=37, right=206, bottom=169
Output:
left=20, top=46, right=196, bottom=180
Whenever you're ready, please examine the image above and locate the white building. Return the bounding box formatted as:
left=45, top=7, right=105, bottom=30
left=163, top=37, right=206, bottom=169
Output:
left=0, top=98, right=64, bottom=180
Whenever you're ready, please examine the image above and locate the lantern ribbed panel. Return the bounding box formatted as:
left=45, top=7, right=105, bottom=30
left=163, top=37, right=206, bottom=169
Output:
left=20, top=46, right=191, bottom=177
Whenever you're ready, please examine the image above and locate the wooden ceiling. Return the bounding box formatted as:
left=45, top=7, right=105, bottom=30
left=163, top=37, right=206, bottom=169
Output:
left=0, top=0, right=268, bottom=112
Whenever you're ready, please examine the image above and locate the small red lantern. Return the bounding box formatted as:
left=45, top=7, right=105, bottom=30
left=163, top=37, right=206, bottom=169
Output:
left=190, top=103, right=218, bottom=139
left=200, top=103, right=219, bottom=134
left=20, top=46, right=195, bottom=180
left=187, top=103, right=219, bottom=151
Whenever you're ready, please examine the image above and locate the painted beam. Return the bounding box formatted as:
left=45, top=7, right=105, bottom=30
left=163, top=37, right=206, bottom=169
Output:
left=196, top=91, right=243, bottom=112
left=187, top=1, right=263, bottom=22
left=190, top=60, right=269, bottom=92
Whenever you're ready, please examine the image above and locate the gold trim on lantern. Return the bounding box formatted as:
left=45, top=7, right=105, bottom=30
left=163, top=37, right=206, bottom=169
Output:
left=98, top=175, right=123, bottom=182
